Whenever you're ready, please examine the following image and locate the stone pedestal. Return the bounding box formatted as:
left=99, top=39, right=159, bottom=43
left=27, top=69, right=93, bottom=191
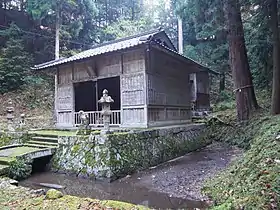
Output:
left=94, top=134, right=112, bottom=180
left=98, top=89, right=114, bottom=134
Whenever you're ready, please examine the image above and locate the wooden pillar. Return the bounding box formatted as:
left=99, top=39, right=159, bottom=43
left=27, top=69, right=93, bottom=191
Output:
left=95, top=82, right=99, bottom=111
left=54, top=67, right=59, bottom=126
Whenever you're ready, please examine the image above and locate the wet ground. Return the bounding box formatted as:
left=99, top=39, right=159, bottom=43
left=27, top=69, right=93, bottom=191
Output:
left=127, top=142, right=242, bottom=201
left=20, top=142, right=242, bottom=209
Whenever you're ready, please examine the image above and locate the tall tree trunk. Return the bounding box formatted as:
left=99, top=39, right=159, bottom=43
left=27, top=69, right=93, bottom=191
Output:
left=225, top=0, right=259, bottom=121
left=219, top=72, right=225, bottom=92
left=270, top=0, right=280, bottom=114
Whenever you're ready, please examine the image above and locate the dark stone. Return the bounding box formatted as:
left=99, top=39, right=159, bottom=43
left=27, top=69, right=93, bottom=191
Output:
left=38, top=183, right=65, bottom=189
left=9, top=179, right=18, bottom=186
left=30, top=189, right=46, bottom=196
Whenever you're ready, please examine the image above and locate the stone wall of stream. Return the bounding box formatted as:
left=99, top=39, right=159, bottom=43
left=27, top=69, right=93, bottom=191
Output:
left=51, top=124, right=209, bottom=180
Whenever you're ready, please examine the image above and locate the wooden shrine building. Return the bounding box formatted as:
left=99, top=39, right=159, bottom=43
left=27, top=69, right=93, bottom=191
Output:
left=33, top=29, right=215, bottom=129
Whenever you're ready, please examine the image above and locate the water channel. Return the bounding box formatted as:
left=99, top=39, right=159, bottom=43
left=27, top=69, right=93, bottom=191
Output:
left=19, top=142, right=241, bottom=209
left=20, top=172, right=207, bottom=209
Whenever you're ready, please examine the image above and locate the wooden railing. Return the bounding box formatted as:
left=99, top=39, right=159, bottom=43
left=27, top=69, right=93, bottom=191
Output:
left=74, top=110, right=121, bottom=126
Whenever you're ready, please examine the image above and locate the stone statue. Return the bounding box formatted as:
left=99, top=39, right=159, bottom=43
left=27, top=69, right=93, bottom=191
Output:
left=19, top=113, right=26, bottom=129
left=78, top=110, right=89, bottom=130
left=98, top=89, right=114, bottom=133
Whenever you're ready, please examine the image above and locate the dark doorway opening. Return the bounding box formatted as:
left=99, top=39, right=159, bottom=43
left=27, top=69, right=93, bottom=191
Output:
left=74, top=81, right=96, bottom=112
left=97, top=76, right=120, bottom=110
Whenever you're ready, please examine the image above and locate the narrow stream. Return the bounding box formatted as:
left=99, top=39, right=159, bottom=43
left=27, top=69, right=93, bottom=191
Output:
left=19, top=143, right=241, bottom=209
left=20, top=172, right=207, bottom=209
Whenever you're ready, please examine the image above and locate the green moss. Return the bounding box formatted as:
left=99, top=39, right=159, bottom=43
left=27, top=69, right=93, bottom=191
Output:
left=100, top=200, right=149, bottom=210
left=8, top=158, right=32, bottom=180
left=29, top=130, right=77, bottom=136
left=211, top=202, right=234, bottom=210
left=0, top=133, right=12, bottom=147
left=0, top=180, right=150, bottom=209
left=106, top=127, right=208, bottom=177
left=0, top=157, right=16, bottom=164
left=0, top=146, right=41, bottom=157
left=46, top=189, right=64, bottom=199
left=85, top=152, right=95, bottom=167
left=203, top=112, right=280, bottom=209
left=71, top=144, right=80, bottom=154
left=91, top=130, right=101, bottom=135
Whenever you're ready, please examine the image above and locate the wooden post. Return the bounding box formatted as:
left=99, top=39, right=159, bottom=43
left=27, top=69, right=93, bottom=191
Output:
left=178, top=17, right=183, bottom=54
left=54, top=67, right=59, bottom=126
left=121, top=53, right=124, bottom=74
left=95, top=82, right=99, bottom=111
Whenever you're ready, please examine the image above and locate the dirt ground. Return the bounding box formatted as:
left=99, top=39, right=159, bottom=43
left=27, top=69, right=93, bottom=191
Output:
left=120, top=142, right=243, bottom=202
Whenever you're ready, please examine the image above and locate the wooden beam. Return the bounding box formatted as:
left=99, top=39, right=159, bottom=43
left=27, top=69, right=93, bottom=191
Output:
left=144, top=43, right=151, bottom=73
left=56, top=67, right=60, bottom=84
left=86, top=66, right=95, bottom=78
left=93, top=60, right=98, bottom=77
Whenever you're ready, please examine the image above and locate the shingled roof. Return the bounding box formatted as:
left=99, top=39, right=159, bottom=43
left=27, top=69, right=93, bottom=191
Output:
left=32, top=29, right=164, bottom=70
left=32, top=29, right=219, bottom=75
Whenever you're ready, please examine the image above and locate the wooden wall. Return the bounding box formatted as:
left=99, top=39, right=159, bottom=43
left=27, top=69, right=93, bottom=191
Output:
left=146, top=48, right=192, bottom=126
left=56, top=65, right=74, bottom=128
left=120, top=50, right=147, bottom=127
left=55, top=47, right=148, bottom=128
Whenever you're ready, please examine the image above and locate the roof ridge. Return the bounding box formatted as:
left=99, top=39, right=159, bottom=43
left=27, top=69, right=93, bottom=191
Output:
left=85, top=28, right=163, bottom=51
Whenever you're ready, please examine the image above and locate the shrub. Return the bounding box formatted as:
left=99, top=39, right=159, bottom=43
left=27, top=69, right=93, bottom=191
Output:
left=219, top=90, right=234, bottom=102
left=8, top=158, right=32, bottom=180
left=0, top=133, right=12, bottom=147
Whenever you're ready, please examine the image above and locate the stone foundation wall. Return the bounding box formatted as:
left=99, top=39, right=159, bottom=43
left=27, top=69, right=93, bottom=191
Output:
left=51, top=135, right=97, bottom=178
left=51, top=124, right=208, bottom=180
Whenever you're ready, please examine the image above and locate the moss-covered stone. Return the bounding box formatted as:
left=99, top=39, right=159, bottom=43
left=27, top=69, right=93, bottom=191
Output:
left=0, top=177, right=148, bottom=209
left=46, top=189, right=63, bottom=199
left=100, top=200, right=149, bottom=210
left=52, top=124, right=207, bottom=180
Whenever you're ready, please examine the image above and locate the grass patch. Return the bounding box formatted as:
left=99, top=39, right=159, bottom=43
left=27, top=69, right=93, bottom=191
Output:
left=0, top=146, right=41, bottom=157
left=29, top=130, right=77, bottom=137
left=0, top=157, right=15, bottom=164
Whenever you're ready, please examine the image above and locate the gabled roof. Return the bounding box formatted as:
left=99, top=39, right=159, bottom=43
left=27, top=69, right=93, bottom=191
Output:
left=32, top=29, right=170, bottom=70
left=32, top=29, right=218, bottom=75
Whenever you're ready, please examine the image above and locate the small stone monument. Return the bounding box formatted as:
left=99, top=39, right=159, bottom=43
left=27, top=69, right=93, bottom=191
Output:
left=98, top=89, right=114, bottom=134
left=19, top=113, right=26, bottom=129
left=78, top=110, right=89, bottom=130
left=6, top=99, right=15, bottom=132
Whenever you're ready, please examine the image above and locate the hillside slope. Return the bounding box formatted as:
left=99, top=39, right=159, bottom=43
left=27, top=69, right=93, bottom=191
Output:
left=0, top=84, right=54, bottom=130
left=203, top=109, right=280, bottom=209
